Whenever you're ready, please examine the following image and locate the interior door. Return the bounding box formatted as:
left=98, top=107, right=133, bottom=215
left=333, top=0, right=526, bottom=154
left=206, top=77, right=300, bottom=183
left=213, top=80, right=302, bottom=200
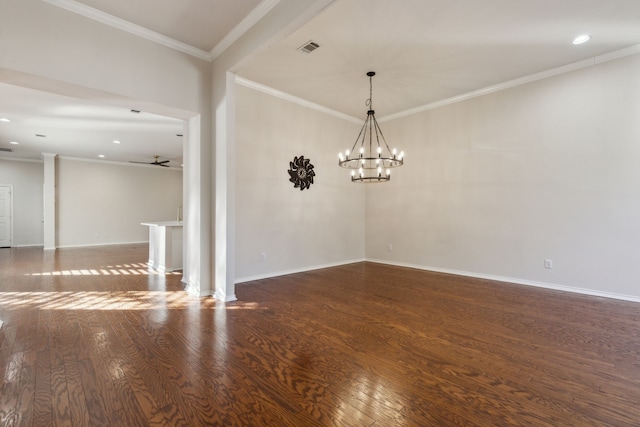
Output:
left=0, top=185, right=12, bottom=247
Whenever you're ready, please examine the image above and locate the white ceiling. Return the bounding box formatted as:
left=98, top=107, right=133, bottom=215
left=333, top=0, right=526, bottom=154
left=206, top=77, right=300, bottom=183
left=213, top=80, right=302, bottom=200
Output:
left=0, top=82, right=184, bottom=165
left=238, top=0, right=640, bottom=119
left=2, top=0, right=640, bottom=164
left=69, top=0, right=264, bottom=52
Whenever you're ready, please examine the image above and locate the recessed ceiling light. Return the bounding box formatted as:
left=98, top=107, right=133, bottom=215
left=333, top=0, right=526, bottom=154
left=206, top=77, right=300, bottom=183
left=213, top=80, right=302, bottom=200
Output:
left=98, top=154, right=105, bottom=158
left=113, top=140, right=121, bottom=144
left=573, top=34, right=591, bottom=45
left=9, top=141, right=19, bottom=145
left=0, top=118, right=10, bottom=123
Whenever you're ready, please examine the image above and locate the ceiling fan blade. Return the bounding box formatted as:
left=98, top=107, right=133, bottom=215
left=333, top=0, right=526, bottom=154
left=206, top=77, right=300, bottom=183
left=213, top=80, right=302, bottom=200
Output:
left=130, top=157, right=172, bottom=165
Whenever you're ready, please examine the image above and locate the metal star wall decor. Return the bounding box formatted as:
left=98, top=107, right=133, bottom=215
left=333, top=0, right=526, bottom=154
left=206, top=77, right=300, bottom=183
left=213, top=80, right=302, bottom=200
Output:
left=288, top=155, right=315, bottom=191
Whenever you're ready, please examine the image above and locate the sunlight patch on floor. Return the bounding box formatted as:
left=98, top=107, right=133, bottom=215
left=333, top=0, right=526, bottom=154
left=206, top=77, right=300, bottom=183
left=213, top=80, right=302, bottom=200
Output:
left=0, top=291, right=264, bottom=311
left=0, top=291, right=194, bottom=310
left=23, top=262, right=182, bottom=277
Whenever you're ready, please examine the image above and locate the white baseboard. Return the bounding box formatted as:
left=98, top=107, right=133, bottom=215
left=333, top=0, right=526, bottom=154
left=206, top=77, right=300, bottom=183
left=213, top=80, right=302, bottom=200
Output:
left=184, top=282, right=235, bottom=301
left=235, top=258, right=365, bottom=284
left=234, top=256, right=640, bottom=303
left=8, top=242, right=147, bottom=249
left=215, top=290, right=238, bottom=302
left=366, top=258, right=640, bottom=304
left=56, top=240, right=148, bottom=249
left=184, top=280, right=214, bottom=298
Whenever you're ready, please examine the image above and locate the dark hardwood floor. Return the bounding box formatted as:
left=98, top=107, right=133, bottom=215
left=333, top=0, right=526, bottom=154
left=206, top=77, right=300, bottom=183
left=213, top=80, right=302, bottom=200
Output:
left=1, top=244, right=639, bottom=426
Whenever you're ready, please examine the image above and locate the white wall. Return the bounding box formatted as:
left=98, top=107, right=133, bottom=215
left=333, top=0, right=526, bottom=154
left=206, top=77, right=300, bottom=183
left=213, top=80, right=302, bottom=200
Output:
left=367, top=53, right=640, bottom=300
left=234, top=84, right=365, bottom=281
left=0, top=159, right=44, bottom=246
left=56, top=157, right=182, bottom=248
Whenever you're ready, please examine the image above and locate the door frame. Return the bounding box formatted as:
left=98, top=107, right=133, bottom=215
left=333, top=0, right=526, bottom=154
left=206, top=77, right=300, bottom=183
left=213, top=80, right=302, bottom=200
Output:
left=0, top=184, right=13, bottom=248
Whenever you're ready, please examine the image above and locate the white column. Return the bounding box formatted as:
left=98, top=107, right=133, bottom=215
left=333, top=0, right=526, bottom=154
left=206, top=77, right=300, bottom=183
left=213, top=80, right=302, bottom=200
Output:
left=42, top=152, right=57, bottom=250
left=210, top=0, right=334, bottom=302
left=214, top=72, right=237, bottom=302
left=183, top=115, right=213, bottom=297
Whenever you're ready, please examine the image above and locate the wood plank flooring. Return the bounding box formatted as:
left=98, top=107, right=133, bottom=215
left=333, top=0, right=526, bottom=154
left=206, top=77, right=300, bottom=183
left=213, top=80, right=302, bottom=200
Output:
left=1, top=244, right=640, bottom=426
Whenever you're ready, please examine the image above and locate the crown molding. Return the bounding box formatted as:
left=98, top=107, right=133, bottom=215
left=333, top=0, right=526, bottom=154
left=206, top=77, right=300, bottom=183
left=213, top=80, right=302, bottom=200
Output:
left=209, top=0, right=281, bottom=61
left=379, top=43, right=640, bottom=122
left=42, top=0, right=212, bottom=61
left=237, top=45, right=640, bottom=125
left=235, top=76, right=361, bottom=124
left=0, top=156, right=43, bottom=164
left=236, top=44, right=640, bottom=123
left=593, top=43, right=640, bottom=64
left=43, top=0, right=284, bottom=62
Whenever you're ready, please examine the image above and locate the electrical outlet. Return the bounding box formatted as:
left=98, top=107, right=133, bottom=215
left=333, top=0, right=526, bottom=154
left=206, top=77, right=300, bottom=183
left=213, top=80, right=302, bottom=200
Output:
left=388, top=244, right=393, bottom=251
left=544, top=259, right=553, bottom=269
left=261, top=253, right=267, bottom=262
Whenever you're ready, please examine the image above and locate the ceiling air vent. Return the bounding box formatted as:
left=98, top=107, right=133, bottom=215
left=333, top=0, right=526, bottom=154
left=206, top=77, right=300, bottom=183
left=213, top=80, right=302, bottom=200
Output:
left=0, top=148, right=13, bottom=152
left=298, top=40, right=320, bottom=54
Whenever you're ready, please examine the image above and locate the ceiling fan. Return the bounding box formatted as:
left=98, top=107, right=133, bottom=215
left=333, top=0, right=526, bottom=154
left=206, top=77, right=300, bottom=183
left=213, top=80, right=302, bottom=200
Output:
left=130, top=155, right=170, bottom=167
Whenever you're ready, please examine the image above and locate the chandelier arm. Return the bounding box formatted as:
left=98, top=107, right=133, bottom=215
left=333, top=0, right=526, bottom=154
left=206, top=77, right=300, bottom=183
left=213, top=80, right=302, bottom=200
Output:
left=371, top=115, right=393, bottom=155
left=368, top=113, right=374, bottom=164
left=372, top=115, right=383, bottom=153
left=350, top=116, right=369, bottom=155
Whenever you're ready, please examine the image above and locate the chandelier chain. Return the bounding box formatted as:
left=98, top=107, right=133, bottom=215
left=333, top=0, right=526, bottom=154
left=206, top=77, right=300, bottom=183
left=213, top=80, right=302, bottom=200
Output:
left=366, top=73, right=373, bottom=109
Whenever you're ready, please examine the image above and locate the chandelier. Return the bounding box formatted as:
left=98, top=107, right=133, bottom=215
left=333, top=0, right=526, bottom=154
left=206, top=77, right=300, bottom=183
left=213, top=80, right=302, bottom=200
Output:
left=338, top=71, right=404, bottom=182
